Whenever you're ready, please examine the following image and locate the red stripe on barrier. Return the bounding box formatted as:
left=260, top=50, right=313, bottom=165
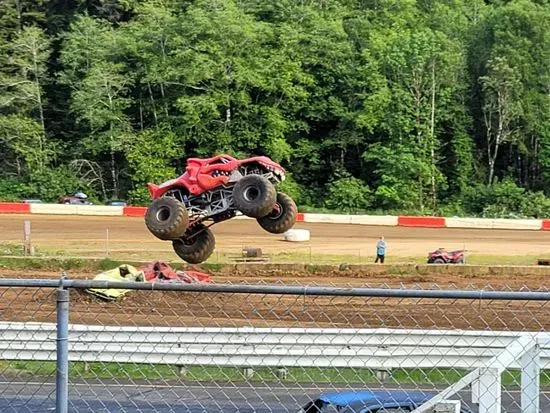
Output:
left=123, top=206, right=147, bottom=217
left=398, top=216, right=445, bottom=228
left=0, top=202, right=30, bottom=214
left=542, top=220, right=550, bottom=230
left=296, top=212, right=304, bottom=222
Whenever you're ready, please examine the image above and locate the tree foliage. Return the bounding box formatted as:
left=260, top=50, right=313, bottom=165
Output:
left=0, top=0, right=549, bottom=216
left=325, top=173, right=373, bottom=213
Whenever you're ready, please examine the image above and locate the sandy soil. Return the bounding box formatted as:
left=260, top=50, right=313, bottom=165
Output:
left=1, top=214, right=550, bottom=260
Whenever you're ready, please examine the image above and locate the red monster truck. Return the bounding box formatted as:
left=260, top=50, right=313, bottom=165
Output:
left=144, top=154, right=297, bottom=264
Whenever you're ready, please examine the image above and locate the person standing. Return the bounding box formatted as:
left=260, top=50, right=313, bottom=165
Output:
left=375, top=236, right=387, bottom=263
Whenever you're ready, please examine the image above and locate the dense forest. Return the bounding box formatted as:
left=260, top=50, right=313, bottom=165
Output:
left=0, top=0, right=549, bottom=217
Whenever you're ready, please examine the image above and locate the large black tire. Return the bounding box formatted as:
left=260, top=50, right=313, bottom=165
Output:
left=145, top=197, right=189, bottom=241
left=257, top=192, right=297, bottom=234
left=172, top=224, right=215, bottom=264
left=232, top=175, right=276, bottom=218
left=433, top=258, right=445, bottom=264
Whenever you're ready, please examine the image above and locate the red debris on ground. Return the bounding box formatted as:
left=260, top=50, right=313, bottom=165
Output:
left=138, top=260, right=211, bottom=284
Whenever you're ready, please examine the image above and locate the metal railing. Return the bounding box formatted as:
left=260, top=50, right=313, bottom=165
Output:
left=1, top=277, right=550, bottom=412
left=3, top=323, right=550, bottom=370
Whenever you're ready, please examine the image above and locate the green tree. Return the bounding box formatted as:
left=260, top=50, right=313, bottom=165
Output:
left=0, top=0, right=47, bottom=38
left=364, top=144, right=434, bottom=212
left=118, top=0, right=181, bottom=128
left=170, top=0, right=308, bottom=162
left=325, top=173, right=373, bottom=213
left=359, top=12, right=463, bottom=210
left=125, top=128, right=182, bottom=204
left=71, top=61, right=134, bottom=198
left=0, top=25, right=54, bottom=181
left=480, top=56, right=522, bottom=186
left=0, top=0, right=548, bottom=216
left=58, top=15, right=113, bottom=85
left=469, top=0, right=549, bottom=190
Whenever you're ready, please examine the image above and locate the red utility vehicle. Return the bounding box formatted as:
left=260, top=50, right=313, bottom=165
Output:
left=427, top=248, right=466, bottom=264
left=144, top=154, right=297, bottom=264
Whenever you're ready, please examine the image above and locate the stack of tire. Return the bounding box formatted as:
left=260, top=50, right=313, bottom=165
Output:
left=144, top=175, right=297, bottom=264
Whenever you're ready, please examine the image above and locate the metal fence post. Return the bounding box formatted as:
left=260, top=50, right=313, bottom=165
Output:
left=56, top=279, right=70, bottom=413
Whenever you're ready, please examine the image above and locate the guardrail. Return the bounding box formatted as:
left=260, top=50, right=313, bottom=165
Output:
left=2, top=322, right=549, bottom=370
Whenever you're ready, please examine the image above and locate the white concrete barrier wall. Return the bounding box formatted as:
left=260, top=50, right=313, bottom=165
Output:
left=350, top=215, right=399, bottom=226
left=30, top=203, right=80, bottom=215
left=75, top=205, right=124, bottom=216
left=302, top=213, right=353, bottom=224
left=445, top=217, right=542, bottom=230
left=30, top=203, right=124, bottom=216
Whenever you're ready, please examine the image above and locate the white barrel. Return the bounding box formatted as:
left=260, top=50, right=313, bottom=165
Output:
left=283, top=229, right=310, bottom=242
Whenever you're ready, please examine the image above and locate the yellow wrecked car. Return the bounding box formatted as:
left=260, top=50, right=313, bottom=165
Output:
left=87, top=264, right=144, bottom=301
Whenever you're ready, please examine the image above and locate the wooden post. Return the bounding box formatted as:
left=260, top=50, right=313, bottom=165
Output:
left=105, top=229, right=110, bottom=258
left=23, top=220, right=33, bottom=256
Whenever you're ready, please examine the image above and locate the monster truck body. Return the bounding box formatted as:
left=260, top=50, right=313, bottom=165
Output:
left=148, top=155, right=284, bottom=197
left=147, top=154, right=285, bottom=224
left=144, top=154, right=297, bottom=264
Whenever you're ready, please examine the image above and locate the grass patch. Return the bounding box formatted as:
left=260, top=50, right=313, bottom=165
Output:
left=261, top=251, right=376, bottom=265
left=1, top=361, right=548, bottom=388
left=201, top=262, right=224, bottom=272
left=385, top=266, right=417, bottom=275
left=0, top=242, right=27, bottom=256
left=0, top=256, right=144, bottom=272
left=461, top=254, right=541, bottom=266
left=0, top=242, right=50, bottom=258
left=97, top=258, right=123, bottom=271
left=0, top=256, right=87, bottom=270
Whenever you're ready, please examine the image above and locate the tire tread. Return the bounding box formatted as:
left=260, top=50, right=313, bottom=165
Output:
left=172, top=225, right=215, bottom=264
left=257, top=192, right=297, bottom=234
left=145, top=198, right=189, bottom=240
left=233, top=175, right=276, bottom=218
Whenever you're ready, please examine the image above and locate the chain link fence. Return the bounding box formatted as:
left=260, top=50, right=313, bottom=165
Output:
left=0, top=277, right=549, bottom=412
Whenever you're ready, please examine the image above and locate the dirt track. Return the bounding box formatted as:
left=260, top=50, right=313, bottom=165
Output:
left=1, top=214, right=550, bottom=331
left=1, top=214, right=550, bottom=260
left=0, top=268, right=549, bottom=331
